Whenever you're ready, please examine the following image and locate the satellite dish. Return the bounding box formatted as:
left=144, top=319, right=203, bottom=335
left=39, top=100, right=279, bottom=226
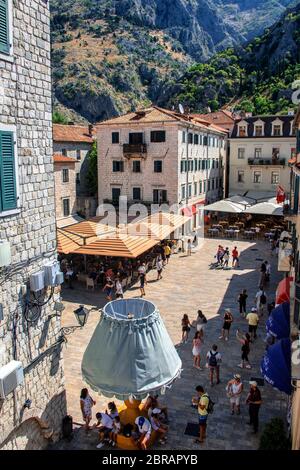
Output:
left=207, top=107, right=211, bottom=113
left=179, top=103, right=185, bottom=115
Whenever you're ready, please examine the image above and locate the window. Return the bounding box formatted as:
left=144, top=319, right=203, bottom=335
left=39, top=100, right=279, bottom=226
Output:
left=194, top=182, right=197, bottom=195
left=0, top=0, right=10, bottom=55
left=253, top=171, right=261, bottom=184
left=194, top=159, right=198, bottom=172
left=238, top=148, right=245, bottom=159
left=188, top=160, right=193, bottom=172
left=238, top=125, right=246, bottom=137
left=62, top=168, right=69, bottom=183
left=194, top=134, right=199, bottom=145
left=153, top=189, right=167, bottom=203
left=62, top=198, right=70, bottom=217
left=271, top=171, right=279, bottom=185
left=255, top=125, right=263, bottom=137
left=112, top=132, right=120, bottom=144
left=151, top=131, right=166, bottom=143
left=216, top=179, right=219, bottom=189
left=199, top=135, right=203, bottom=145
left=212, top=160, right=215, bottom=169
left=132, top=187, right=141, bottom=201
left=182, top=131, right=186, bottom=143
left=203, top=181, right=206, bottom=193
left=180, top=161, right=185, bottom=173
left=199, top=181, right=202, bottom=194
left=181, top=185, right=186, bottom=201
left=76, top=149, right=81, bottom=160
left=203, top=136, right=208, bottom=146
left=188, top=184, right=192, bottom=198
left=201, top=160, right=206, bottom=171
left=216, top=160, right=219, bottom=169
left=188, top=133, right=193, bottom=144
left=129, top=133, right=143, bottom=144
left=62, top=148, right=67, bottom=156
left=0, top=130, right=17, bottom=212
left=154, top=160, right=162, bottom=173
left=112, top=161, right=124, bottom=172
left=212, top=179, right=215, bottom=190
left=132, top=160, right=141, bottom=173
left=237, top=170, right=244, bottom=183
left=254, top=148, right=262, bottom=160
left=112, top=187, right=121, bottom=202
left=273, top=125, right=281, bottom=136
left=76, top=173, right=80, bottom=185
left=207, top=180, right=211, bottom=191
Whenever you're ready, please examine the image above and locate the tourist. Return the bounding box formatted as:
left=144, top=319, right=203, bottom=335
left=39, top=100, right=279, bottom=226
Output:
left=238, top=289, right=248, bottom=317
left=181, top=314, right=192, bottom=343
left=226, top=374, right=243, bottom=415
left=80, top=388, right=96, bottom=433
left=196, top=310, right=207, bottom=336
left=255, top=288, right=267, bottom=317
left=206, top=344, right=222, bottom=386
left=259, top=261, right=267, bottom=289
left=193, top=385, right=210, bottom=444
left=265, top=260, right=271, bottom=282
left=236, top=330, right=252, bottom=369
left=109, top=415, right=121, bottom=447
left=192, top=331, right=202, bottom=370
left=246, top=381, right=262, bottom=434
left=142, top=395, right=168, bottom=423
left=223, top=247, right=230, bottom=268
left=246, top=307, right=259, bottom=341
left=134, top=416, right=152, bottom=450
left=95, top=412, right=114, bottom=448
left=216, top=245, right=225, bottom=265
left=164, top=244, right=171, bottom=264
left=232, top=246, right=240, bottom=268
left=150, top=409, right=168, bottom=444
left=115, top=277, right=124, bottom=299
left=66, top=263, right=74, bottom=289
left=156, top=257, right=163, bottom=280
left=219, top=308, right=233, bottom=341
left=107, top=401, right=119, bottom=419
left=103, top=277, right=114, bottom=301
left=187, top=239, right=193, bottom=256
left=267, top=301, right=275, bottom=316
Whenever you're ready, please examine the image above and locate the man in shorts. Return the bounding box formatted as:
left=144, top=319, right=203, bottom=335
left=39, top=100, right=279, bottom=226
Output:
left=193, top=385, right=209, bottom=444
left=95, top=412, right=114, bottom=448
left=226, top=374, right=243, bottom=415
left=246, top=307, right=259, bottom=341
left=134, top=416, right=152, bottom=450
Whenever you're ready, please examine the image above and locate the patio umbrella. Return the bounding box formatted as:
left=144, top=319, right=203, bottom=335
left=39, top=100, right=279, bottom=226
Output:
left=261, top=338, right=292, bottom=395
left=82, top=299, right=182, bottom=400
left=266, top=302, right=290, bottom=339
left=203, top=199, right=245, bottom=213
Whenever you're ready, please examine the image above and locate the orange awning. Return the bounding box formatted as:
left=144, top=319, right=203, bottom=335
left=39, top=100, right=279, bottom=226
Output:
left=276, top=276, right=293, bottom=305
left=72, top=235, right=159, bottom=258
left=57, top=229, right=84, bottom=254
left=143, top=212, right=190, bottom=229
left=121, top=222, right=174, bottom=240
left=64, top=217, right=115, bottom=240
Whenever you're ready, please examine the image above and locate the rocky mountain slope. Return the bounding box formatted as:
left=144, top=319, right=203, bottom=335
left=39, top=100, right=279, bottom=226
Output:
left=50, top=0, right=297, bottom=122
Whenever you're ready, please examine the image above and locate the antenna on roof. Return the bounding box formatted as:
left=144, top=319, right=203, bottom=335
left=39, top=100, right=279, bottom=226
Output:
left=179, top=103, right=185, bottom=115
left=207, top=107, right=211, bottom=113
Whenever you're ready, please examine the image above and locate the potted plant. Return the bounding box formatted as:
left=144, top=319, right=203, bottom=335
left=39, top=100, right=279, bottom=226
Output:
left=259, top=418, right=291, bottom=450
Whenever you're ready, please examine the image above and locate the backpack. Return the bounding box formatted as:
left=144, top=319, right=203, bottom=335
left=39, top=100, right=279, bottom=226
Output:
left=202, top=394, right=215, bottom=414
left=260, top=293, right=267, bottom=305
left=208, top=351, right=218, bottom=367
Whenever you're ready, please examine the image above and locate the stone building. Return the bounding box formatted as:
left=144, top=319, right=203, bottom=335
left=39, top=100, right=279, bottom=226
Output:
left=53, top=154, right=77, bottom=224
left=229, top=115, right=296, bottom=197
left=0, top=0, right=66, bottom=449
left=97, top=106, right=227, bottom=228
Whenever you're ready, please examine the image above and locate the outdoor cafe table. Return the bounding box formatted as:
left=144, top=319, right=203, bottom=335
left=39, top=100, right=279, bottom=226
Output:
left=208, top=228, right=219, bottom=238
left=225, top=229, right=240, bottom=239
left=244, top=230, right=255, bottom=240
left=264, top=232, right=274, bottom=240
left=229, top=226, right=239, bottom=230
left=212, top=225, right=223, bottom=230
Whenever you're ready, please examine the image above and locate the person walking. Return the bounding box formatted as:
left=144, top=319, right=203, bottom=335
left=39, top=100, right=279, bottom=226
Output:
left=192, top=331, right=203, bottom=370
left=223, top=248, right=230, bottom=268
left=236, top=330, right=252, bottom=369
left=103, top=277, right=114, bottom=301
left=259, top=262, right=267, bottom=289
left=187, top=239, right=193, bottom=256
left=193, top=385, right=210, bottom=444
left=246, top=307, right=259, bottom=341
left=206, top=344, right=222, bottom=386
left=195, top=310, right=207, bottom=337
left=232, top=246, right=240, bottom=268
left=265, top=260, right=271, bottom=282
left=181, top=314, right=192, bottom=343
left=246, top=381, right=262, bottom=434
left=238, top=289, right=248, bottom=317
left=80, top=388, right=96, bottom=433
left=255, top=289, right=267, bottom=317
left=115, top=277, right=124, bottom=299
left=156, top=257, right=163, bottom=280
left=226, top=374, right=243, bottom=415
left=164, top=244, right=171, bottom=264
left=219, top=308, right=233, bottom=341
left=139, top=272, right=146, bottom=297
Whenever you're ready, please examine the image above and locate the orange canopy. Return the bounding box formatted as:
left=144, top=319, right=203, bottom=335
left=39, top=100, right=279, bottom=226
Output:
left=72, top=235, right=159, bottom=258
left=276, top=276, right=293, bottom=305
left=64, top=217, right=115, bottom=240
left=57, top=229, right=84, bottom=254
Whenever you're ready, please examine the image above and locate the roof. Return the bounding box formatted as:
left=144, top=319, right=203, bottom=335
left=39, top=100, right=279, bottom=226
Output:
left=192, top=110, right=235, bottom=131
left=96, top=106, right=227, bottom=135
left=53, top=124, right=95, bottom=143
left=57, top=229, right=84, bottom=254
left=53, top=153, right=77, bottom=164
left=231, top=115, right=295, bottom=138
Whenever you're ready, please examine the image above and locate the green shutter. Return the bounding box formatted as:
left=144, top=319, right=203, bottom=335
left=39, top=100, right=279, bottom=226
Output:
left=0, top=131, right=17, bottom=211
left=0, top=0, right=9, bottom=54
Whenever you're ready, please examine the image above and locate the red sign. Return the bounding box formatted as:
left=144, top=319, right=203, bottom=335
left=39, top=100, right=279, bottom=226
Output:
left=276, top=185, right=285, bottom=204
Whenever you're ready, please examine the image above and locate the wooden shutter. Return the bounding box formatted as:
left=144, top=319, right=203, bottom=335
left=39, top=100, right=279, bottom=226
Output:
left=0, top=0, right=9, bottom=54
left=0, top=131, right=17, bottom=211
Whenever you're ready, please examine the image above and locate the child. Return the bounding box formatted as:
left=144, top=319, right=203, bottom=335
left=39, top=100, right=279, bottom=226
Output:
left=109, top=416, right=121, bottom=447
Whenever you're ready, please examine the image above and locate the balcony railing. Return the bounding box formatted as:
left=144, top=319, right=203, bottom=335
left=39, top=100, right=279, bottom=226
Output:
left=248, top=158, right=286, bottom=166
left=123, top=144, right=147, bottom=156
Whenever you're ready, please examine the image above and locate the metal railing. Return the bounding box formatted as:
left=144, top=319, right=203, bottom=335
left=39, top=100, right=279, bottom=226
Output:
left=248, top=158, right=285, bottom=166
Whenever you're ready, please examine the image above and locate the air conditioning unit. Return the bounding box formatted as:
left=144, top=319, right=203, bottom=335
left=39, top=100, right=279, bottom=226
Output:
left=30, top=271, right=45, bottom=292
left=0, top=361, right=24, bottom=398
left=44, top=261, right=61, bottom=286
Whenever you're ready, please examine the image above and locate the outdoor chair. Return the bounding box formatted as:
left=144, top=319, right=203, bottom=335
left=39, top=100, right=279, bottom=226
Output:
left=86, top=277, right=95, bottom=290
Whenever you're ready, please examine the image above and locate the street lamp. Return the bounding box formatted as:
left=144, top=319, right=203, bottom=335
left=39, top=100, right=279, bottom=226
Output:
left=74, top=305, right=89, bottom=327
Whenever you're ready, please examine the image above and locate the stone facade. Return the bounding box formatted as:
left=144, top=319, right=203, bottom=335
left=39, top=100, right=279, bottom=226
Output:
left=0, top=0, right=66, bottom=449
left=53, top=157, right=77, bottom=220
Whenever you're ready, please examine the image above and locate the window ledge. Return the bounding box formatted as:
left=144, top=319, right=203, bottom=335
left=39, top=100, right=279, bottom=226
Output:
left=0, top=208, right=20, bottom=218
left=0, top=52, right=15, bottom=64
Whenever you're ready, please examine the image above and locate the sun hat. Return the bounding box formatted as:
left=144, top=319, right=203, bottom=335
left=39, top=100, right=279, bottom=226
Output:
left=234, top=374, right=241, bottom=380
left=249, top=381, right=257, bottom=386
left=251, top=307, right=257, bottom=312
left=152, top=408, right=161, bottom=415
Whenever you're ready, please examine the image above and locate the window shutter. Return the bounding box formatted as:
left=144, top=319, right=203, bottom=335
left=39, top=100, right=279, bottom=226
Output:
left=0, top=131, right=17, bottom=211
left=0, top=0, right=9, bottom=54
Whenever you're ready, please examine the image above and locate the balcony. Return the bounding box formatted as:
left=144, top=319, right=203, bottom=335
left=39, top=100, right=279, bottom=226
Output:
left=123, top=143, right=147, bottom=157
left=248, top=158, right=286, bottom=166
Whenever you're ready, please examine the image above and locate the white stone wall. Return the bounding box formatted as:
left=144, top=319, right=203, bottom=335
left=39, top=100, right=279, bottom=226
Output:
left=229, top=138, right=295, bottom=194
left=0, top=0, right=66, bottom=449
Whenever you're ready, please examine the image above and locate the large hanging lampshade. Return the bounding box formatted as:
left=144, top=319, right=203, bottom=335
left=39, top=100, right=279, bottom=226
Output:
left=82, top=299, right=182, bottom=400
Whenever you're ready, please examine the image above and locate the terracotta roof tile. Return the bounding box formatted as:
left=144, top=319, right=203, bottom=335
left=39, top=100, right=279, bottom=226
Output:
left=53, top=124, right=95, bottom=143
left=53, top=153, right=77, bottom=164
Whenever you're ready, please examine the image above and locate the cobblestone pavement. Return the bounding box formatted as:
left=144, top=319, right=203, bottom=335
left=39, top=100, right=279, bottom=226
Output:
left=51, top=238, right=287, bottom=450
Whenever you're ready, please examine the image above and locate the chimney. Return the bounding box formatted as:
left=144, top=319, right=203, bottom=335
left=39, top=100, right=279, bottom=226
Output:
left=88, top=124, right=93, bottom=136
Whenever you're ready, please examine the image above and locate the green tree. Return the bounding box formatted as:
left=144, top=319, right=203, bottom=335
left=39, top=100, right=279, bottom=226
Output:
left=86, top=141, right=98, bottom=196
left=52, top=111, right=69, bottom=124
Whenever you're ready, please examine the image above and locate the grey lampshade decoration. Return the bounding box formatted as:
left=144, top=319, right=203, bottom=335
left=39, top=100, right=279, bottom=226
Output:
left=81, top=299, right=182, bottom=400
